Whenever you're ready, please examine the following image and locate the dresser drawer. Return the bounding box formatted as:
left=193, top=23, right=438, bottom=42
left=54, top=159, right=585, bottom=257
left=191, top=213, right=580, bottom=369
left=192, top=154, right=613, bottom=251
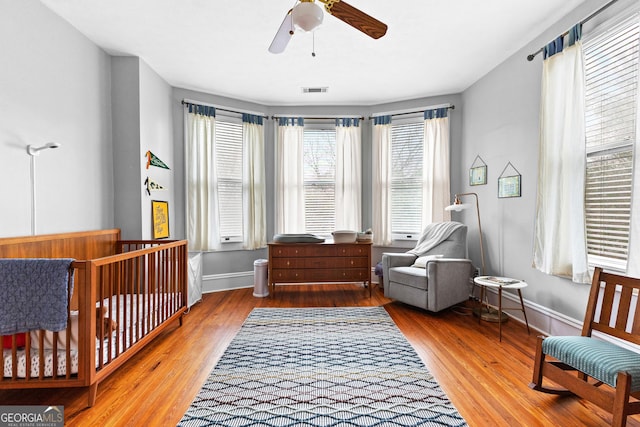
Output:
left=344, top=257, right=369, bottom=268
left=270, top=269, right=304, bottom=282
left=336, top=245, right=370, bottom=257
left=270, top=246, right=306, bottom=257
left=304, top=257, right=345, bottom=269
left=271, top=258, right=305, bottom=269
left=337, top=269, right=370, bottom=281
left=307, top=245, right=337, bottom=257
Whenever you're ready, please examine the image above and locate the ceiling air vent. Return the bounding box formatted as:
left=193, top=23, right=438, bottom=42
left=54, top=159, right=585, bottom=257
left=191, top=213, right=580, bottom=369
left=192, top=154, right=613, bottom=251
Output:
left=302, top=87, right=328, bottom=94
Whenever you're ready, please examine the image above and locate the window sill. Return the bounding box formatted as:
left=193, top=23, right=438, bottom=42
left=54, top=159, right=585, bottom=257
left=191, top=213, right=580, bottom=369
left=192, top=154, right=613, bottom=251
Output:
left=588, top=255, right=628, bottom=274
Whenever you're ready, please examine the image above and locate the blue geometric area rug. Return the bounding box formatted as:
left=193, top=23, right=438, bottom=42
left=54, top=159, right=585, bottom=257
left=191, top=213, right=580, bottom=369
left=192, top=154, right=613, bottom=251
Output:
left=178, top=307, right=467, bottom=426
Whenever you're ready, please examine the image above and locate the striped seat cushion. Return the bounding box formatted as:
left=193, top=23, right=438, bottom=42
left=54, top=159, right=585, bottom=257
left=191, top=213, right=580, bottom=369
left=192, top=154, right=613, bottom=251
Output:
left=543, top=336, right=640, bottom=392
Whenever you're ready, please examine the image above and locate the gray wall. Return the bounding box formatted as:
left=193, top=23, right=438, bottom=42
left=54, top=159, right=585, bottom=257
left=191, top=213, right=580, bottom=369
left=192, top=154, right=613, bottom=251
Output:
left=0, top=0, right=113, bottom=237
left=139, top=59, right=175, bottom=239
left=171, top=90, right=462, bottom=278
left=459, top=0, right=638, bottom=321
left=111, top=57, right=142, bottom=239
left=112, top=56, right=174, bottom=240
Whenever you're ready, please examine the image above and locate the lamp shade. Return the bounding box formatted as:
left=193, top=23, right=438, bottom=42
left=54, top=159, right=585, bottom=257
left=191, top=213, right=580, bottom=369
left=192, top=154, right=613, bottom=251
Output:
left=291, top=1, right=324, bottom=32
left=445, top=203, right=471, bottom=212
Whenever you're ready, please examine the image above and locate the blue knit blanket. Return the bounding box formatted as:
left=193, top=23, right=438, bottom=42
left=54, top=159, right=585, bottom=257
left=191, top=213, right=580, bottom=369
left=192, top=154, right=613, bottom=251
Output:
left=0, top=258, right=74, bottom=335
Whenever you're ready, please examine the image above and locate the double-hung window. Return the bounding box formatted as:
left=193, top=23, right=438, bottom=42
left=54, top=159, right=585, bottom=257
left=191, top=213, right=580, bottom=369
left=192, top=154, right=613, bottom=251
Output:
left=583, top=12, right=639, bottom=270
left=303, top=124, right=336, bottom=235
left=214, top=117, right=243, bottom=242
left=390, top=118, right=424, bottom=240
left=185, top=104, right=266, bottom=251
left=372, top=109, right=450, bottom=245
left=276, top=117, right=361, bottom=237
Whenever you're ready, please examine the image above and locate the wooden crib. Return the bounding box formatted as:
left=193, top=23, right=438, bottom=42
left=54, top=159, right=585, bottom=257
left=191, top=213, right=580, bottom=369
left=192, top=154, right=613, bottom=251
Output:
left=0, top=229, right=188, bottom=407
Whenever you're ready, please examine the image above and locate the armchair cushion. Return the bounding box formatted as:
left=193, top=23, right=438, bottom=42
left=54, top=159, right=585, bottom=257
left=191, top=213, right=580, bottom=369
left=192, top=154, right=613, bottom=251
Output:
left=388, top=266, right=429, bottom=291
left=412, top=254, right=443, bottom=268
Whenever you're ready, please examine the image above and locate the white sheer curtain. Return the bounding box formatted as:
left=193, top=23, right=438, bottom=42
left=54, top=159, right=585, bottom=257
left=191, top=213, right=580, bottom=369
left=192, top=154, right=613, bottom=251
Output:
left=533, top=26, right=590, bottom=283
left=335, top=118, right=362, bottom=231
left=371, top=116, right=393, bottom=245
left=423, top=109, right=451, bottom=225
left=185, top=104, right=222, bottom=251
left=275, top=117, right=306, bottom=234
left=242, top=114, right=266, bottom=249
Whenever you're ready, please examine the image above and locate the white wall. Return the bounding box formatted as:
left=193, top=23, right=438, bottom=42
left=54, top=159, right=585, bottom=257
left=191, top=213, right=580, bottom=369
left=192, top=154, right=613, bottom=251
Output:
left=0, top=0, right=113, bottom=237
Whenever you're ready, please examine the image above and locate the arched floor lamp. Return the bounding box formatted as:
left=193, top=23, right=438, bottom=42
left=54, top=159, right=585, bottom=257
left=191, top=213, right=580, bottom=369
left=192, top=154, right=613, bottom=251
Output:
left=445, top=193, right=506, bottom=322
left=27, top=142, right=61, bottom=235
left=445, top=192, right=485, bottom=275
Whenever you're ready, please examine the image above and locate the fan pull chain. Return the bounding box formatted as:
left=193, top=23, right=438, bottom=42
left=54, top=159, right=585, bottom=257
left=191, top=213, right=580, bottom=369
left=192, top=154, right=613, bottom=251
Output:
left=312, top=32, right=317, bottom=57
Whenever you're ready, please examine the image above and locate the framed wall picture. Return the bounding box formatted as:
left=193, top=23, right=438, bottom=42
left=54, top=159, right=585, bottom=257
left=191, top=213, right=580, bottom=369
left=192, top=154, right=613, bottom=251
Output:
left=470, top=165, right=487, bottom=186
left=469, top=155, right=487, bottom=186
left=152, top=200, right=169, bottom=239
left=497, top=162, right=522, bottom=198
left=498, top=175, right=521, bottom=198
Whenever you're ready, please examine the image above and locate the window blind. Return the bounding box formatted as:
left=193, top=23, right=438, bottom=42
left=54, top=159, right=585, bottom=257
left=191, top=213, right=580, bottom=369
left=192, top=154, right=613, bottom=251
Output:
left=390, top=122, right=424, bottom=236
left=303, top=128, right=336, bottom=235
left=214, top=120, right=243, bottom=241
left=584, top=13, right=639, bottom=266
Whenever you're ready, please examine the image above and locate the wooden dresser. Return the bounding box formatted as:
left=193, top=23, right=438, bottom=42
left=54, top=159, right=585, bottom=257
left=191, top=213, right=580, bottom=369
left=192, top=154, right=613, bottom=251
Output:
left=268, top=241, right=373, bottom=295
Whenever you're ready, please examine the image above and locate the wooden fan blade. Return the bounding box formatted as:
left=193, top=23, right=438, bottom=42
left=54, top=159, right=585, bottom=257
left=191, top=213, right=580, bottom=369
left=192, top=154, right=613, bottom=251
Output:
left=269, top=10, right=294, bottom=54
left=324, top=0, right=387, bottom=39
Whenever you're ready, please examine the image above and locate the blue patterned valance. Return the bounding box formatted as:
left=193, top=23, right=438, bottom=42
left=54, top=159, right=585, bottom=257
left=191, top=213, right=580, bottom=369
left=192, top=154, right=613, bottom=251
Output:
left=278, top=117, right=304, bottom=127
left=424, top=108, right=448, bottom=120
left=373, top=115, right=391, bottom=125
left=243, top=113, right=264, bottom=125
left=544, top=24, right=582, bottom=60
left=336, top=118, right=360, bottom=127
left=185, top=102, right=216, bottom=117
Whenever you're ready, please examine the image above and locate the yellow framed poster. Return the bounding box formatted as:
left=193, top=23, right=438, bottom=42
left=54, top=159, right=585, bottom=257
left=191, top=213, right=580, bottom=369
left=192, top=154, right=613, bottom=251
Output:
left=152, top=200, right=169, bottom=239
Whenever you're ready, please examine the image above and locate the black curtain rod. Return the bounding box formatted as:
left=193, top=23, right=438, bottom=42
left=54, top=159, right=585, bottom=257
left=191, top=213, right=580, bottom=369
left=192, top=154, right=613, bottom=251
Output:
left=181, top=100, right=267, bottom=118
left=369, top=104, right=455, bottom=120
left=271, top=115, right=365, bottom=120
left=526, top=0, right=619, bottom=61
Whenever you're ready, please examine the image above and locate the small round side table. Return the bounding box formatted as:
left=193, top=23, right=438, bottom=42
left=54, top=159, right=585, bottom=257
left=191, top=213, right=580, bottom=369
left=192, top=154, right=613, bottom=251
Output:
left=473, top=276, right=530, bottom=341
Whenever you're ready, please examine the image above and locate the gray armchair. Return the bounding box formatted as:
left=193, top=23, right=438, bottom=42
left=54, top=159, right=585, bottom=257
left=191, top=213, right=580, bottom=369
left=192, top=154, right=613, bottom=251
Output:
left=381, top=222, right=474, bottom=312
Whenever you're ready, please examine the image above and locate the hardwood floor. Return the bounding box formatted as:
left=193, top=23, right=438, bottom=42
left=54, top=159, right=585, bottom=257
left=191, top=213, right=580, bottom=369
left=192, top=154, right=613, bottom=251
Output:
left=2, top=283, right=639, bottom=426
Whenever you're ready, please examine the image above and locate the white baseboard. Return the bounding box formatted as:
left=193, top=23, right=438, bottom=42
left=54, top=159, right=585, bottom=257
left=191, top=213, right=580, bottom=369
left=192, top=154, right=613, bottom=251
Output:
left=481, top=287, right=582, bottom=337
left=200, top=270, right=584, bottom=338
left=202, top=271, right=254, bottom=293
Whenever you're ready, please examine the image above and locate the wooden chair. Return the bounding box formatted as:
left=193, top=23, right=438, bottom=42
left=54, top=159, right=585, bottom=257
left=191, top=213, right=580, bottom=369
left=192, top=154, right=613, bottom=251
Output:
left=530, top=267, right=640, bottom=427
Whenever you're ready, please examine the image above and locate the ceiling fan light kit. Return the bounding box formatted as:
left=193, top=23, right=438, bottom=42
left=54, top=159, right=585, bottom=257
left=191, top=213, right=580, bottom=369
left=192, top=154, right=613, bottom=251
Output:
left=269, top=0, right=387, bottom=54
left=291, top=0, right=324, bottom=32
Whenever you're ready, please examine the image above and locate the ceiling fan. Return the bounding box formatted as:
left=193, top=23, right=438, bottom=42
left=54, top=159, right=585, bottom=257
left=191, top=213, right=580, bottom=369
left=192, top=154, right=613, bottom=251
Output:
left=269, top=0, right=387, bottom=54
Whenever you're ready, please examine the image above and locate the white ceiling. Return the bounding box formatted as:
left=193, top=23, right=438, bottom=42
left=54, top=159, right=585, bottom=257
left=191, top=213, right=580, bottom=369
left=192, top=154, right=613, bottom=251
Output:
left=40, top=0, right=585, bottom=106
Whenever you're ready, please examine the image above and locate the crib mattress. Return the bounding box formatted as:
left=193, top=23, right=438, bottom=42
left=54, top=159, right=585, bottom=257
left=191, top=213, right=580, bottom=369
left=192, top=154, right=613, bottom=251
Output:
left=3, top=293, right=180, bottom=378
